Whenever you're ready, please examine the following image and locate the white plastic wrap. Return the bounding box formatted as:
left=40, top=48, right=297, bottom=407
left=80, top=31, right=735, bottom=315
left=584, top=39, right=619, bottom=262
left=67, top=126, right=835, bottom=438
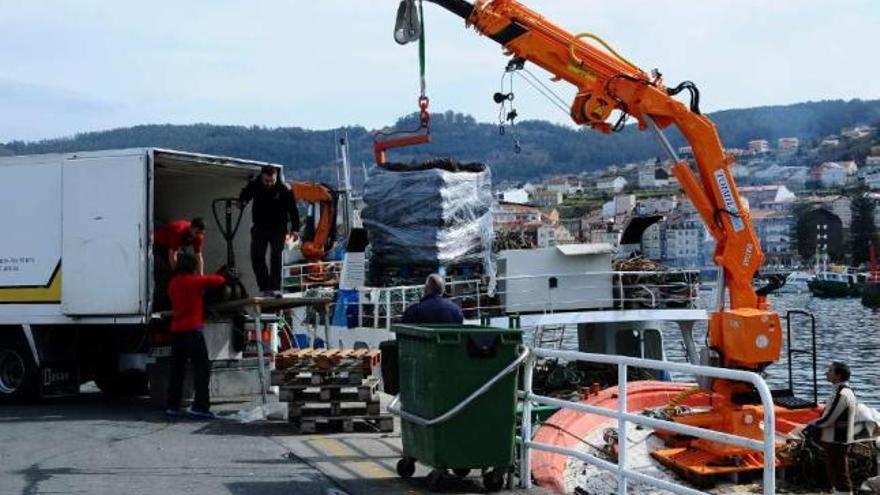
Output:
left=362, top=162, right=496, bottom=282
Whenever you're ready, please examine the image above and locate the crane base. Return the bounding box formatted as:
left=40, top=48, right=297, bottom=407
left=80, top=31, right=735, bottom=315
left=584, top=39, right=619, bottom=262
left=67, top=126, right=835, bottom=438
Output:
left=651, top=447, right=773, bottom=488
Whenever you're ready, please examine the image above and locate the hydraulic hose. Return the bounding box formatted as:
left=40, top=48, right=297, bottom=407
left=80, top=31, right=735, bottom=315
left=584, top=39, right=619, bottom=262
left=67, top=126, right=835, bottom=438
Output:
left=425, top=0, right=474, bottom=20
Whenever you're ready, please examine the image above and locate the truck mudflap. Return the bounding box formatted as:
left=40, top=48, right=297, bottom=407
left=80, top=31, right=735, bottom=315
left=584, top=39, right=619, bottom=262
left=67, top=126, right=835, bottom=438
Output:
left=39, top=362, right=79, bottom=397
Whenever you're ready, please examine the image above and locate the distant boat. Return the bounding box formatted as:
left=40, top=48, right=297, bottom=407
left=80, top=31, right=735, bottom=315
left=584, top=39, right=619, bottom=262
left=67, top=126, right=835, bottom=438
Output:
left=808, top=269, right=861, bottom=298
left=779, top=271, right=812, bottom=294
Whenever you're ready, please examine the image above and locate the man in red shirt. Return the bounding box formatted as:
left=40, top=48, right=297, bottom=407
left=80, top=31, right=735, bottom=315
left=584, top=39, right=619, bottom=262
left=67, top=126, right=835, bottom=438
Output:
left=154, top=217, right=207, bottom=274
left=165, top=252, right=226, bottom=419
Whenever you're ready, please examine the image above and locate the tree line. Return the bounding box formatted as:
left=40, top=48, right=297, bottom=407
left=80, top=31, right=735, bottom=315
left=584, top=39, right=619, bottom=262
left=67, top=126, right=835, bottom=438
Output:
left=2, top=99, right=879, bottom=184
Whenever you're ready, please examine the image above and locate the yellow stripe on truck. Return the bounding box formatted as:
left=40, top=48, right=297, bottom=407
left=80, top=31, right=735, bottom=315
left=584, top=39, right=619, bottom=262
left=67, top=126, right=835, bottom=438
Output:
left=0, top=268, right=62, bottom=304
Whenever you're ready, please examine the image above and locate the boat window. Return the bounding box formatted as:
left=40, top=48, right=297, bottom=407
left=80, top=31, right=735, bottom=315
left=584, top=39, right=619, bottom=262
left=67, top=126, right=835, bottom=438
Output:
left=615, top=329, right=641, bottom=358
left=579, top=325, right=607, bottom=354
left=644, top=329, right=663, bottom=360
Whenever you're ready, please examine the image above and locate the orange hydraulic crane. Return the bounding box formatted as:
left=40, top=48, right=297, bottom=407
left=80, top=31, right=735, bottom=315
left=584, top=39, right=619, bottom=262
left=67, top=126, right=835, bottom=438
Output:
left=401, top=0, right=805, bottom=478
left=291, top=181, right=337, bottom=263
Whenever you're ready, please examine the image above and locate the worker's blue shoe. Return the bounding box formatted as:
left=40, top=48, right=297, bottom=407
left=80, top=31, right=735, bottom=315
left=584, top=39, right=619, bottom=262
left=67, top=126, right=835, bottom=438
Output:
left=187, top=407, right=218, bottom=420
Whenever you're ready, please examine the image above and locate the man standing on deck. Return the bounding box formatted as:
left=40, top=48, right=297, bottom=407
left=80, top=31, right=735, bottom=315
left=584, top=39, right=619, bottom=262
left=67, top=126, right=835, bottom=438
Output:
left=805, top=361, right=858, bottom=494
left=239, top=166, right=300, bottom=296
left=401, top=274, right=464, bottom=324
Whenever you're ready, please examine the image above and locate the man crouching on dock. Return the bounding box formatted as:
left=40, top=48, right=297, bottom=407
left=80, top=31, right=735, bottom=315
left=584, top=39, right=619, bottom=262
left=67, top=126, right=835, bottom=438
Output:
left=164, top=252, right=227, bottom=419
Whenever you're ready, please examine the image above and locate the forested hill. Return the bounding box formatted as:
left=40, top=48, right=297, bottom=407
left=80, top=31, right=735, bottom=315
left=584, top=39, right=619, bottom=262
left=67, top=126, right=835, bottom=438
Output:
left=1, top=99, right=878, bottom=183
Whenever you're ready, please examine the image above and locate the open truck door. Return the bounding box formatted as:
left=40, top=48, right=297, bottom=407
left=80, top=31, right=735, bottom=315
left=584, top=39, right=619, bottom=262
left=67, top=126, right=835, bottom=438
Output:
left=61, top=151, right=149, bottom=316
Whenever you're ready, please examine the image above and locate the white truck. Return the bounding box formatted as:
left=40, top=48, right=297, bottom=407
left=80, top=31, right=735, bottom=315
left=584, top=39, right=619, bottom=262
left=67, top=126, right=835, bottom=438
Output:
left=0, top=148, right=275, bottom=402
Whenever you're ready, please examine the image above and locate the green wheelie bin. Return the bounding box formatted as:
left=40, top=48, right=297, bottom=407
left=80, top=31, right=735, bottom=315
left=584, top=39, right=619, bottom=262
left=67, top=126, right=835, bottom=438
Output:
left=392, top=324, right=523, bottom=491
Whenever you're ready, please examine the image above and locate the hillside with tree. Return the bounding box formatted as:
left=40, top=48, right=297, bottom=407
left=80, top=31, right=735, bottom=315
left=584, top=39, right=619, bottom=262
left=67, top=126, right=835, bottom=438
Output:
left=1, top=99, right=878, bottom=184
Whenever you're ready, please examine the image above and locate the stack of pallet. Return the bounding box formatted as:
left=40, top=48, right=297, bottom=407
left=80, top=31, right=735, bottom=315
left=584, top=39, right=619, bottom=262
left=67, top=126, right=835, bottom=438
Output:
left=271, top=349, right=393, bottom=433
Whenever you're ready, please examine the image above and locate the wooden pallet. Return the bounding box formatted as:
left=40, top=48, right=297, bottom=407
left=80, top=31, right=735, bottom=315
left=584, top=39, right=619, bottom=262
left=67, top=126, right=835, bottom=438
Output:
left=275, top=349, right=381, bottom=373
left=278, top=377, right=380, bottom=402
left=270, top=370, right=366, bottom=387
left=292, top=414, right=394, bottom=434
left=289, top=401, right=381, bottom=418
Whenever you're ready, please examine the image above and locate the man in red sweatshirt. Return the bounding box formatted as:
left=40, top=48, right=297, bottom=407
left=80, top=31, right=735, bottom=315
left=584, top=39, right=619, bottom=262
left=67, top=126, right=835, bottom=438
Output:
left=165, top=252, right=226, bottom=419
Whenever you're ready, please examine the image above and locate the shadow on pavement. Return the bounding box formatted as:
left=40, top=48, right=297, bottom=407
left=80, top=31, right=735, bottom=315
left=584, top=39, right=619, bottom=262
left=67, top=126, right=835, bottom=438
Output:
left=0, top=389, right=254, bottom=425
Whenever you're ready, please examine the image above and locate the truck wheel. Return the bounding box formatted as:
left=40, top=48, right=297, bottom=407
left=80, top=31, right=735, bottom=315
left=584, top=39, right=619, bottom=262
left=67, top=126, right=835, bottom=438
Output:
left=0, top=341, right=38, bottom=403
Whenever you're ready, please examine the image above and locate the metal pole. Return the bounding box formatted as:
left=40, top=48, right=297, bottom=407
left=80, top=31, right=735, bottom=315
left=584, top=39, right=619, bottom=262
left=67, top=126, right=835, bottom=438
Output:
left=324, top=303, right=331, bottom=348
left=757, top=381, right=776, bottom=495
left=810, top=312, right=818, bottom=405
left=786, top=312, right=794, bottom=394
left=646, top=117, right=682, bottom=163
left=617, top=363, right=628, bottom=495
left=253, top=303, right=268, bottom=405
left=520, top=352, right=534, bottom=489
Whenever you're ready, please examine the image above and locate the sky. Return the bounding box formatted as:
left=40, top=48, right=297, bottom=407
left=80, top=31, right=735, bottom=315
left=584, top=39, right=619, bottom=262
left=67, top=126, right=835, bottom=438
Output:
left=0, top=0, right=877, bottom=142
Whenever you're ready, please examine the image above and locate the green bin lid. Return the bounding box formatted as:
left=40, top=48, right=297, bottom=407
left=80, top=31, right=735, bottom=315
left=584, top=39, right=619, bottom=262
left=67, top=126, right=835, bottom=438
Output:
left=392, top=324, right=522, bottom=340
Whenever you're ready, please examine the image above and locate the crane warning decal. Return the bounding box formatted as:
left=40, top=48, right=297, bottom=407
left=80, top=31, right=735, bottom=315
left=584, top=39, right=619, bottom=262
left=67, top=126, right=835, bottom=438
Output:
left=713, top=169, right=745, bottom=232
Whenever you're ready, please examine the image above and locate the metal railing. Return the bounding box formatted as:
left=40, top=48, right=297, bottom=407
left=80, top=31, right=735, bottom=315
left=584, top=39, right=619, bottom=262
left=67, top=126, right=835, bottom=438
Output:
left=345, top=269, right=701, bottom=330
left=281, top=260, right=344, bottom=293
left=519, top=348, right=777, bottom=495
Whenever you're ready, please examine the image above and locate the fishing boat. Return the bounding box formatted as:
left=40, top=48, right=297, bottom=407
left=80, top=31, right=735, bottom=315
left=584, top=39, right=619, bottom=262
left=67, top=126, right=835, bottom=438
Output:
left=808, top=268, right=862, bottom=298
left=779, top=270, right=812, bottom=294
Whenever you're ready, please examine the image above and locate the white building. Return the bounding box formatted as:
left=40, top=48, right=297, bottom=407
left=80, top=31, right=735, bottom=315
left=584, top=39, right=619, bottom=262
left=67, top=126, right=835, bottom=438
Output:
left=665, top=218, right=707, bottom=268
left=777, top=137, right=800, bottom=152
left=530, top=188, right=564, bottom=207
left=748, top=140, right=770, bottom=154
left=601, top=201, right=616, bottom=220
left=596, top=176, right=627, bottom=194
left=861, top=166, right=880, bottom=190
left=492, top=202, right=542, bottom=226
left=545, top=177, right=581, bottom=195
left=537, top=225, right=557, bottom=248
left=638, top=166, right=671, bottom=188
left=637, top=196, right=677, bottom=215
left=813, top=161, right=858, bottom=188
left=738, top=185, right=796, bottom=211
left=614, top=194, right=636, bottom=216
left=497, top=188, right=530, bottom=204
left=641, top=223, right=664, bottom=260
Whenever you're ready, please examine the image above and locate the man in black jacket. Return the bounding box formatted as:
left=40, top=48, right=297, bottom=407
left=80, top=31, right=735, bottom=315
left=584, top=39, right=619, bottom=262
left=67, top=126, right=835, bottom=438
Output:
left=239, top=166, right=300, bottom=295
left=401, top=274, right=464, bottom=324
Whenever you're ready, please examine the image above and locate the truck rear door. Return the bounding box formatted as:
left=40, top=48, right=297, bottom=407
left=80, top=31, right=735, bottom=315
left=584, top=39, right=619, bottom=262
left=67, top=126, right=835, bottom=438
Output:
left=61, top=151, right=148, bottom=316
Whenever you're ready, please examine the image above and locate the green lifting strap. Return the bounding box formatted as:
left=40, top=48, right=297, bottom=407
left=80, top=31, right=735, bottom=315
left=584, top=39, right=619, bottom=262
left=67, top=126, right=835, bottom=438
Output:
left=418, top=0, right=427, bottom=97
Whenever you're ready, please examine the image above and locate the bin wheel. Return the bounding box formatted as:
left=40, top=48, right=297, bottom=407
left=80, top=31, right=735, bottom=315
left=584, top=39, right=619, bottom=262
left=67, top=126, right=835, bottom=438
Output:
left=396, top=458, right=416, bottom=479
left=453, top=468, right=470, bottom=478
left=426, top=469, right=445, bottom=491
left=482, top=469, right=505, bottom=492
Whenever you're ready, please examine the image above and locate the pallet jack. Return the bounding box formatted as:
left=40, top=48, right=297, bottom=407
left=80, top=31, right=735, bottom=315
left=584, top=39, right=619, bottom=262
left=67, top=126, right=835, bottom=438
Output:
left=211, top=198, right=249, bottom=301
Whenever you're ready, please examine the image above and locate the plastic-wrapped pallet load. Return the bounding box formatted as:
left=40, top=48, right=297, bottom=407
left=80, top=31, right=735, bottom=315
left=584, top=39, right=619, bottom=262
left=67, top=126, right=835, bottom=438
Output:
left=362, top=159, right=495, bottom=288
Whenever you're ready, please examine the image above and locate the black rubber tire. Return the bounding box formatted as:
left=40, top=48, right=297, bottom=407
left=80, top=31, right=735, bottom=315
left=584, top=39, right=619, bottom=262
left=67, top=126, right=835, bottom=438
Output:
left=482, top=469, right=505, bottom=492
left=453, top=468, right=470, bottom=478
left=396, top=458, right=416, bottom=479
left=0, top=339, right=38, bottom=403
